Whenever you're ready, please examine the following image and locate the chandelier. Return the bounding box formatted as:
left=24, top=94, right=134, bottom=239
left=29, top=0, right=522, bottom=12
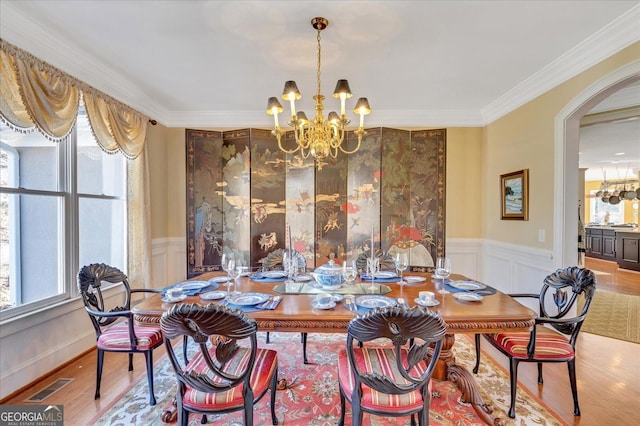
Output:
left=266, top=17, right=371, bottom=166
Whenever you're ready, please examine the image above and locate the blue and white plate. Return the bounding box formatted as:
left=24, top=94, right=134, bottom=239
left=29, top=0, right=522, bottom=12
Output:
left=178, top=281, right=210, bottom=291
left=209, top=276, right=231, bottom=283
left=200, top=290, right=228, bottom=300
left=162, top=294, right=187, bottom=303
left=449, top=280, right=486, bottom=291
left=453, top=292, right=483, bottom=302
left=263, top=271, right=287, bottom=279
left=355, top=295, right=397, bottom=309
left=227, top=292, right=270, bottom=306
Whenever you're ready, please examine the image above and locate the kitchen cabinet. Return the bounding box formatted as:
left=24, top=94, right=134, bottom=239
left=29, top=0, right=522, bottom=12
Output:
left=616, top=231, right=640, bottom=272
left=585, top=227, right=617, bottom=260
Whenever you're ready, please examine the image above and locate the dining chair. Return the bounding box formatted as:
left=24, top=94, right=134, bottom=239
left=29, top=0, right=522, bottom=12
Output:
left=473, top=266, right=596, bottom=418
left=77, top=263, right=164, bottom=405
left=337, top=306, right=447, bottom=426
left=160, top=303, right=279, bottom=426
left=260, top=248, right=312, bottom=362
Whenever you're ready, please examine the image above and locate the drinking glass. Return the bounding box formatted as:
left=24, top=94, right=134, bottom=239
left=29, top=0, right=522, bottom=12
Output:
left=228, top=260, right=240, bottom=295
left=366, top=257, right=379, bottom=293
left=395, top=252, right=409, bottom=285
left=343, top=260, right=357, bottom=288
left=283, top=251, right=297, bottom=284
left=434, top=256, right=451, bottom=294
left=221, top=253, right=234, bottom=293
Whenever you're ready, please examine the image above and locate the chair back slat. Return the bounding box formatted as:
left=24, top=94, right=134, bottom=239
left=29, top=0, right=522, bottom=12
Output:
left=161, top=303, right=258, bottom=393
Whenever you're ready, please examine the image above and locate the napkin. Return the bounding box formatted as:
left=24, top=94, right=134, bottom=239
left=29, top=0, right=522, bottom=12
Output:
left=256, top=296, right=282, bottom=310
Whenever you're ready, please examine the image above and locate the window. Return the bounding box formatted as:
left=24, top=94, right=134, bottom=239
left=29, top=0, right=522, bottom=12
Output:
left=589, top=190, right=625, bottom=225
left=0, top=105, right=127, bottom=318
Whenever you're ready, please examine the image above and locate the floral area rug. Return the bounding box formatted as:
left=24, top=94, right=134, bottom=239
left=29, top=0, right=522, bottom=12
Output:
left=92, top=332, right=567, bottom=425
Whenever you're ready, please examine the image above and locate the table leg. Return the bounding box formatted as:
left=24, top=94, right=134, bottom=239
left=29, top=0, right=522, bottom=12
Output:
left=432, top=333, right=506, bottom=426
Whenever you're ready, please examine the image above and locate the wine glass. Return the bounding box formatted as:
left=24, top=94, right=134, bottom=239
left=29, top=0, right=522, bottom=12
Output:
left=366, top=256, right=379, bottom=293
left=221, top=253, right=234, bottom=293
left=283, top=251, right=297, bottom=284
left=228, top=259, right=240, bottom=295
left=434, top=256, right=451, bottom=294
left=343, top=260, right=357, bottom=288
left=395, top=253, right=409, bottom=285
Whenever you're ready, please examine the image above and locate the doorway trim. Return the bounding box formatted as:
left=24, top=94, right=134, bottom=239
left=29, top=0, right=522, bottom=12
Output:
left=554, top=60, right=640, bottom=268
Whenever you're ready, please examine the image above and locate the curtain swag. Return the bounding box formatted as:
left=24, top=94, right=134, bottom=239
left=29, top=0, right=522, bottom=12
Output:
left=0, top=38, right=147, bottom=159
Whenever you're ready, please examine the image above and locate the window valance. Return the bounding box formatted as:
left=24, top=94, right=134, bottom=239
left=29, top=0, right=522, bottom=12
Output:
left=0, top=39, right=147, bottom=159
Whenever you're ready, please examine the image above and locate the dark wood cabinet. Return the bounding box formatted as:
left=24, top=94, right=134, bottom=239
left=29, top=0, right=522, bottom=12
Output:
left=585, top=227, right=617, bottom=260
left=616, top=231, right=640, bottom=272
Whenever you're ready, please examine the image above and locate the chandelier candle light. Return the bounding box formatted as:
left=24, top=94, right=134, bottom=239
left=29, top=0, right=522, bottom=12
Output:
left=266, top=17, right=371, bottom=168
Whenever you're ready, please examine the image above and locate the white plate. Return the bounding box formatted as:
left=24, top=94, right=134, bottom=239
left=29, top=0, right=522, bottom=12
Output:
left=331, top=294, right=344, bottom=302
left=449, top=280, right=486, bottom=291
left=294, top=274, right=313, bottom=282
left=355, top=295, right=398, bottom=309
left=209, top=276, right=231, bottom=283
left=227, top=292, right=270, bottom=306
left=414, top=298, right=440, bottom=307
left=178, top=281, right=210, bottom=291
left=312, top=300, right=336, bottom=310
left=200, top=290, right=228, bottom=300
left=263, top=271, right=286, bottom=278
left=404, top=276, right=426, bottom=283
left=162, top=294, right=187, bottom=303
left=453, top=292, right=483, bottom=302
left=375, top=271, right=397, bottom=279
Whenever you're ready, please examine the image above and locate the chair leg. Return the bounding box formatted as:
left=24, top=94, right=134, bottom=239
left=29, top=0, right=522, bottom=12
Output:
left=266, top=331, right=271, bottom=344
left=508, top=358, right=520, bottom=418
left=338, top=390, right=346, bottom=426
left=537, top=362, right=543, bottom=384
left=269, top=365, right=278, bottom=425
left=128, top=353, right=134, bottom=371
left=568, top=359, right=581, bottom=416
left=95, top=349, right=104, bottom=399
left=302, top=332, right=308, bottom=364
left=183, top=335, right=189, bottom=364
left=473, top=334, right=481, bottom=374
left=144, top=350, right=156, bottom=406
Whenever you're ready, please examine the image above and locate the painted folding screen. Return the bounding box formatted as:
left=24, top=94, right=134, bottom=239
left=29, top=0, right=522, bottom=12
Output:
left=186, top=128, right=445, bottom=278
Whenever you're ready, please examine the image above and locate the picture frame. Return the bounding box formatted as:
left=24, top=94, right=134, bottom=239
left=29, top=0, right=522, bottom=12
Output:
left=500, top=169, right=529, bottom=220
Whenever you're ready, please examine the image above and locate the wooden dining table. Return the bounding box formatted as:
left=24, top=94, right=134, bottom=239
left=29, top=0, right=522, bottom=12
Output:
left=133, top=272, right=536, bottom=425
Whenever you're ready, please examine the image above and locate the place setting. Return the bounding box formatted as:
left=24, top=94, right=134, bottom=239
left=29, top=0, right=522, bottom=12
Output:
left=218, top=292, right=283, bottom=312
left=161, top=280, right=218, bottom=303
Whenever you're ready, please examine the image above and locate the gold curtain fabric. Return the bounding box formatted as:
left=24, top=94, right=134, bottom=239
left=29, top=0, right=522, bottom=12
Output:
left=0, top=39, right=147, bottom=157
left=1, top=38, right=151, bottom=287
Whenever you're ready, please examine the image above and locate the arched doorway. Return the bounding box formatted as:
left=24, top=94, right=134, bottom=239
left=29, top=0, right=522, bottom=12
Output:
left=554, top=60, right=640, bottom=268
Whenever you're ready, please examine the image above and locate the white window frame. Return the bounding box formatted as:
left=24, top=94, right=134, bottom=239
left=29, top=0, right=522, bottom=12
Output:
left=0, top=121, right=127, bottom=322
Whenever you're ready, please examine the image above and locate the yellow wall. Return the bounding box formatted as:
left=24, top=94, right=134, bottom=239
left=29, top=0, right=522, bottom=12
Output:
left=482, top=42, right=640, bottom=249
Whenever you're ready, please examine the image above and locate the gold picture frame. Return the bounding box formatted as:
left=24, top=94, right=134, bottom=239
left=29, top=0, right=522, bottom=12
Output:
left=500, top=169, right=529, bottom=220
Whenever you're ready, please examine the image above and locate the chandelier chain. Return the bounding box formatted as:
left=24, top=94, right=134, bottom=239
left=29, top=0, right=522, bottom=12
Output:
left=316, top=28, right=322, bottom=98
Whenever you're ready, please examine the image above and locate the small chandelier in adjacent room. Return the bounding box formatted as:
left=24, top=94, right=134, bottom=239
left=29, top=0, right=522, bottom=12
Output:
left=266, top=17, right=371, bottom=165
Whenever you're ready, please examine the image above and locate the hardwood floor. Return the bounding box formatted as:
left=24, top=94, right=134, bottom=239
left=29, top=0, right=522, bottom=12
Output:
left=2, top=258, right=638, bottom=425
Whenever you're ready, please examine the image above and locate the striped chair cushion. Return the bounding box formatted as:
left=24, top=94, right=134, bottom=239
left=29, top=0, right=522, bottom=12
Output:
left=97, top=322, right=162, bottom=350
left=182, top=346, right=278, bottom=411
left=488, top=326, right=575, bottom=360
left=338, top=347, right=432, bottom=414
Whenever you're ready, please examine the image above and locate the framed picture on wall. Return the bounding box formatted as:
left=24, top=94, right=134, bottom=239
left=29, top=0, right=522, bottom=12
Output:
left=500, top=169, right=529, bottom=220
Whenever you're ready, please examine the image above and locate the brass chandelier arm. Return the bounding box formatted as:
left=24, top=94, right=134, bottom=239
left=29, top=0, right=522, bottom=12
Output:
left=266, top=17, right=371, bottom=165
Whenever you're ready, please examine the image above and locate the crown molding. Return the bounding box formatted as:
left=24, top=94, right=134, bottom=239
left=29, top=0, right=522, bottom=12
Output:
left=481, top=5, right=640, bottom=125
left=3, top=3, right=639, bottom=128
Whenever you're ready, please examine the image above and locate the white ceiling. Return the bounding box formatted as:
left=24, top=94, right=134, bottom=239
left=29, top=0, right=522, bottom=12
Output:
left=1, top=0, right=639, bottom=181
